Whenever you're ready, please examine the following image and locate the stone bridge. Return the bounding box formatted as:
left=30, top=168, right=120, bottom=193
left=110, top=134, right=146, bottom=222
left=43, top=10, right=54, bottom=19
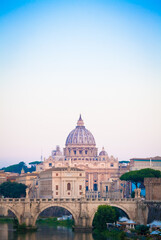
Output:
left=0, top=197, right=150, bottom=232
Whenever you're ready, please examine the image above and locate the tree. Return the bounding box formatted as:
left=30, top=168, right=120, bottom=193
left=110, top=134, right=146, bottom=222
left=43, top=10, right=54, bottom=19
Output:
left=135, top=225, right=149, bottom=235
left=1, top=161, right=36, bottom=174
left=0, top=182, right=27, bottom=198
left=29, top=161, right=42, bottom=166
left=120, top=168, right=161, bottom=188
left=93, top=205, right=117, bottom=231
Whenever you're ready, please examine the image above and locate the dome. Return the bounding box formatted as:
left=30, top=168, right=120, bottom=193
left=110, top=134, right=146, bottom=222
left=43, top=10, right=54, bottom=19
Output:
left=65, top=115, right=96, bottom=146
left=99, top=147, right=108, bottom=156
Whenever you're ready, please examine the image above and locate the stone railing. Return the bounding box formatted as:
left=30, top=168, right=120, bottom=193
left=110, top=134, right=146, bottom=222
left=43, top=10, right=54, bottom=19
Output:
left=0, top=197, right=137, bottom=203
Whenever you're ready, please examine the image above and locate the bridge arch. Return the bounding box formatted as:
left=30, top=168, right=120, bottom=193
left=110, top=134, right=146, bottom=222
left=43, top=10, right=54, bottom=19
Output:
left=89, top=203, right=133, bottom=227
left=33, top=203, right=78, bottom=226
left=1, top=205, right=21, bottom=224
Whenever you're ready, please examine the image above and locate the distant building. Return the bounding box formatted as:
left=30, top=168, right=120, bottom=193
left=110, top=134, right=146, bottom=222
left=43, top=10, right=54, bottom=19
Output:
left=144, top=178, right=161, bottom=200
left=38, top=166, right=85, bottom=199
left=130, top=156, right=161, bottom=171
left=0, top=170, right=7, bottom=184
left=16, top=172, right=39, bottom=198
left=118, top=161, right=130, bottom=177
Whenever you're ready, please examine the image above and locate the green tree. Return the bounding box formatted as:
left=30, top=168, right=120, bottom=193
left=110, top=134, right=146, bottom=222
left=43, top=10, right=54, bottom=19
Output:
left=29, top=161, right=42, bottom=166
left=93, top=205, right=117, bottom=231
left=1, top=161, right=36, bottom=174
left=135, top=225, right=149, bottom=235
left=0, top=182, right=27, bottom=198
left=120, top=168, right=161, bottom=188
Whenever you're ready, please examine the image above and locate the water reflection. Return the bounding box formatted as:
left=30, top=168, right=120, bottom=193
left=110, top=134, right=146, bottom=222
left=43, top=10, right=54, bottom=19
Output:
left=0, top=223, right=94, bottom=240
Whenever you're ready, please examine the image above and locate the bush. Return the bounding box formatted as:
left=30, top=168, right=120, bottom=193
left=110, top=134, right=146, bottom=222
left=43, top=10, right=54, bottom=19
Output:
left=93, top=205, right=117, bottom=231
left=135, top=225, right=149, bottom=235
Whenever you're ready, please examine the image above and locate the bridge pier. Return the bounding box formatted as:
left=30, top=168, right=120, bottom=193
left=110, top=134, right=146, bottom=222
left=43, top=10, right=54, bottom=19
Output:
left=18, top=214, right=37, bottom=230
left=135, top=201, right=149, bottom=225
left=74, top=218, right=93, bottom=233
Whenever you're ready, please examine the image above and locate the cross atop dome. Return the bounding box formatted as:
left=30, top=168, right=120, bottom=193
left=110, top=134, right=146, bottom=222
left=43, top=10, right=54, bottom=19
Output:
left=77, top=114, right=84, bottom=126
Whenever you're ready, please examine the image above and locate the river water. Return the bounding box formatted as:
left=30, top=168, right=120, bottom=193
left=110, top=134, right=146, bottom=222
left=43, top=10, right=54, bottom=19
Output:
left=0, top=223, right=95, bottom=240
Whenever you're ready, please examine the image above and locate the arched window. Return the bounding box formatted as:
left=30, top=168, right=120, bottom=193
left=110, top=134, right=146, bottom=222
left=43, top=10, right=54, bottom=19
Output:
left=67, top=183, right=71, bottom=191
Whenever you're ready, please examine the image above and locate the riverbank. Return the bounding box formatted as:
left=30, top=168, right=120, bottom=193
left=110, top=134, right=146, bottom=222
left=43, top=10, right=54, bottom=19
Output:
left=0, top=217, right=15, bottom=223
left=0, top=217, right=74, bottom=228
left=37, top=217, right=74, bottom=227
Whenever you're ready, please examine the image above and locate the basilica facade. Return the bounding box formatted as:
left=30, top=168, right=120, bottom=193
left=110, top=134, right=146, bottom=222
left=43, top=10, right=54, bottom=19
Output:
left=37, top=115, right=119, bottom=194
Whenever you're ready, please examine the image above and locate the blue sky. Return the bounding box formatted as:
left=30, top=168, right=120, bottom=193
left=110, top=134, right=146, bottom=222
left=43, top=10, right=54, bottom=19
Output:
left=0, top=0, right=161, bottom=167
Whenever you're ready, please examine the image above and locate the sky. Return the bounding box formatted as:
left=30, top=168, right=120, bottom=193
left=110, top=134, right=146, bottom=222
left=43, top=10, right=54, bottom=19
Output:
left=0, top=0, right=161, bottom=168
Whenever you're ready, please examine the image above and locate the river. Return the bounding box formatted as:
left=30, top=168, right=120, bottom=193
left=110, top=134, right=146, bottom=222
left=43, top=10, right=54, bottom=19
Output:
left=0, top=223, right=95, bottom=240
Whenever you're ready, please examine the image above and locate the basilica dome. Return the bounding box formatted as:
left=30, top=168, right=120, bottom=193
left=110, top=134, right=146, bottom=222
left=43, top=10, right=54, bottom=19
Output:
left=99, top=147, right=108, bottom=156
left=65, top=115, right=96, bottom=146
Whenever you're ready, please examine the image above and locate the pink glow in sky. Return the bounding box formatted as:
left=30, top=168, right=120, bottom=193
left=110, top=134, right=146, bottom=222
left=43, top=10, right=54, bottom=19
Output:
left=0, top=0, right=161, bottom=168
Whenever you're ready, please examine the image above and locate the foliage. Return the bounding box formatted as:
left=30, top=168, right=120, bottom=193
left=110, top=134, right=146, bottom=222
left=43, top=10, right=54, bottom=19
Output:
left=29, top=161, right=42, bottom=166
left=93, top=229, right=126, bottom=240
left=0, top=217, right=14, bottom=223
left=131, top=191, right=135, bottom=198
left=120, top=168, right=161, bottom=187
left=0, top=181, right=27, bottom=198
left=135, top=225, right=149, bottom=235
left=93, top=205, right=117, bottom=231
left=1, top=161, right=36, bottom=174
left=37, top=217, right=74, bottom=227
left=112, top=207, right=121, bottom=221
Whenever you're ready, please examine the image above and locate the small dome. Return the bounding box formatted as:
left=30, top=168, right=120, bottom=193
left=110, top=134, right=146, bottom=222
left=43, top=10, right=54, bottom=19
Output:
left=99, top=147, right=108, bottom=156
left=65, top=115, right=96, bottom=146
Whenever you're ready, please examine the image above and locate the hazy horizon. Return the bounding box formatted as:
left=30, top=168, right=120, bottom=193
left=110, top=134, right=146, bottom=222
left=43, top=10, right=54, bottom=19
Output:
left=1, top=0, right=161, bottom=169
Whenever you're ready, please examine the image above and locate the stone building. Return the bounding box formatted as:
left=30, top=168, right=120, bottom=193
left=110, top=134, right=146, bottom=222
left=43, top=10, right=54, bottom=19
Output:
left=37, top=115, right=119, bottom=194
left=16, top=172, right=39, bottom=198
left=38, top=166, right=85, bottom=198
left=130, top=156, right=161, bottom=171
left=144, top=178, right=161, bottom=200
left=0, top=170, right=7, bottom=184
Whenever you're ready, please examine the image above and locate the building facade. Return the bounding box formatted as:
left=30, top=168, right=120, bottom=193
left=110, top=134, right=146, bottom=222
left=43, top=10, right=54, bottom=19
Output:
left=130, top=157, right=161, bottom=171
left=38, top=167, right=85, bottom=198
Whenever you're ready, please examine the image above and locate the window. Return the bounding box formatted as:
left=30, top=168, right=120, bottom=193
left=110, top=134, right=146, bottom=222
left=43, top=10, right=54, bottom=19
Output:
left=56, top=173, right=58, bottom=176
left=80, top=192, right=82, bottom=195
left=68, top=192, right=70, bottom=195
left=56, top=192, right=58, bottom=195
left=49, top=163, right=52, bottom=167
left=85, top=150, right=88, bottom=154
left=74, top=150, right=76, bottom=155
left=93, top=184, right=98, bottom=191
left=106, top=186, right=108, bottom=192
left=111, top=163, right=114, bottom=167
left=79, top=185, right=82, bottom=190
left=79, top=173, right=82, bottom=176
left=79, top=150, right=82, bottom=154
left=86, top=186, right=88, bottom=191
left=67, top=183, right=71, bottom=190
left=56, top=185, right=58, bottom=190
